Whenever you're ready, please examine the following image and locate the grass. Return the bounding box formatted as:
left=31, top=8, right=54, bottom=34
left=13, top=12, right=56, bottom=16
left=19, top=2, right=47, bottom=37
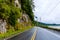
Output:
left=0, top=25, right=33, bottom=40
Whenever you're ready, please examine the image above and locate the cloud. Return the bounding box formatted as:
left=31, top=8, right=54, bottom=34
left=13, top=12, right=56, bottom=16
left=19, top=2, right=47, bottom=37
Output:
left=34, top=0, right=60, bottom=24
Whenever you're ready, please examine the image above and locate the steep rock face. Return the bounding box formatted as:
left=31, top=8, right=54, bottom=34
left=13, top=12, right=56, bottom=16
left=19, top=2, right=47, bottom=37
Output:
left=15, top=0, right=29, bottom=23
left=14, top=0, right=21, bottom=8
left=0, top=19, right=6, bottom=34
left=19, top=13, right=29, bottom=23
left=0, top=0, right=30, bottom=33
left=0, top=0, right=21, bottom=33
left=22, top=13, right=29, bottom=22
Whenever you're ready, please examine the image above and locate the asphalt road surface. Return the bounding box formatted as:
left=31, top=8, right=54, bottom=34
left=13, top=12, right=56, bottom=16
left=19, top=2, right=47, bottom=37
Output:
left=35, top=27, right=60, bottom=40
left=7, top=27, right=60, bottom=40
left=7, top=27, right=36, bottom=40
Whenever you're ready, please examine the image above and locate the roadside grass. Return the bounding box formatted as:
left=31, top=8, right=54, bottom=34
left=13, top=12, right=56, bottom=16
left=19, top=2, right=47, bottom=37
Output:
left=0, top=23, right=34, bottom=39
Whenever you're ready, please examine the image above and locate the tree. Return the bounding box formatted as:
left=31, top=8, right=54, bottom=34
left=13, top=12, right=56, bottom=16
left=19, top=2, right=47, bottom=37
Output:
left=21, top=0, right=34, bottom=21
left=0, top=0, right=22, bottom=27
left=8, top=6, right=21, bottom=26
left=0, top=3, right=11, bottom=20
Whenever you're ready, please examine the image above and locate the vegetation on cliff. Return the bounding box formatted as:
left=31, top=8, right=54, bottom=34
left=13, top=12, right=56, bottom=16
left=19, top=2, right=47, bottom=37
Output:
left=0, top=0, right=34, bottom=39
left=0, top=0, right=21, bottom=26
left=21, top=0, right=34, bottom=21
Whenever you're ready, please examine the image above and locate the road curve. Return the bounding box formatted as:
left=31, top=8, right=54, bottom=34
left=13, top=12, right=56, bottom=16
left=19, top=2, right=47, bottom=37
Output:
left=35, top=27, right=60, bottom=40
left=7, top=27, right=60, bottom=40
left=7, top=27, right=37, bottom=40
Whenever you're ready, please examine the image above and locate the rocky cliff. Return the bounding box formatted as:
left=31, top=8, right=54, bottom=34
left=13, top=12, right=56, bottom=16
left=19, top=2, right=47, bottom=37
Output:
left=0, top=0, right=33, bottom=34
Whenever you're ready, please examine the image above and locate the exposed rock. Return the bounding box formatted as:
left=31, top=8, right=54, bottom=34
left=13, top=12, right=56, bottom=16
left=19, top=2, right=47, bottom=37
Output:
left=22, top=13, right=29, bottom=22
left=18, top=13, right=29, bottom=23
left=0, top=19, right=6, bottom=34
left=14, top=0, right=21, bottom=8
left=14, top=0, right=29, bottom=23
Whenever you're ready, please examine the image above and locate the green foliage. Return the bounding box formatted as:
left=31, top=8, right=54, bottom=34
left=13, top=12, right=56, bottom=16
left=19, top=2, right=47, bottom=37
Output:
left=0, top=0, right=21, bottom=26
left=0, top=3, right=11, bottom=20
left=0, top=0, right=5, bottom=3
left=8, top=7, right=21, bottom=26
left=0, top=25, right=32, bottom=39
left=0, top=0, right=33, bottom=27
left=34, top=21, right=48, bottom=27
left=21, top=0, right=34, bottom=21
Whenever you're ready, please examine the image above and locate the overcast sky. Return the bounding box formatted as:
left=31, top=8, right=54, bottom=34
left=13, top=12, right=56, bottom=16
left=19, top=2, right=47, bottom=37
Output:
left=33, top=0, right=60, bottom=24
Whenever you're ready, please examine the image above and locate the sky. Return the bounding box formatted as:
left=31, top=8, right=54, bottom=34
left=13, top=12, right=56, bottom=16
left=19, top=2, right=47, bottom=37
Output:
left=33, top=0, right=60, bottom=24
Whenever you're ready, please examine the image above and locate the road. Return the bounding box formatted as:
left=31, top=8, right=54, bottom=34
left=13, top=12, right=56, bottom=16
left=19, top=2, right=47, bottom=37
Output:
left=35, top=27, right=60, bottom=40
left=7, top=27, right=60, bottom=40
left=7, top=27, right=37, bottom=40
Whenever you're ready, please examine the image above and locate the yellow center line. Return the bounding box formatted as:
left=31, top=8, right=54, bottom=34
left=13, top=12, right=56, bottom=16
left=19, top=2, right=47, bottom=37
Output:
left=31, top=29, right=37, bottom=40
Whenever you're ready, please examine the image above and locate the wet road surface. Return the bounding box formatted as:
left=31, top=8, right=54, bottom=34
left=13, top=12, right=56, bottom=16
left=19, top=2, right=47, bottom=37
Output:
left=7, top=27, right=37, bottom=40
left=7, top=27, right=60, bottom=40
left=35, top=27, right=60, bottom=40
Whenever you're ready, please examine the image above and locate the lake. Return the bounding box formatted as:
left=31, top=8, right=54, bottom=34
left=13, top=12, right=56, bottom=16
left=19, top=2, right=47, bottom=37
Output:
left=48, top=26, right=60, bottom=29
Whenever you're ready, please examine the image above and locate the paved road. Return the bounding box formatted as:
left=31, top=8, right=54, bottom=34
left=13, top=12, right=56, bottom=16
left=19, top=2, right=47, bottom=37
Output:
left=7, top=27, right=37, bottom=40
left=35, top=27, right=60, bottom=40
left=7, top=27, right=60, bottom=40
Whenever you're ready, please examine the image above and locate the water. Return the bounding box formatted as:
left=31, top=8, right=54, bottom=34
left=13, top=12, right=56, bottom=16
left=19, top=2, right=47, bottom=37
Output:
left=48, top=26, right=60, bottom=29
